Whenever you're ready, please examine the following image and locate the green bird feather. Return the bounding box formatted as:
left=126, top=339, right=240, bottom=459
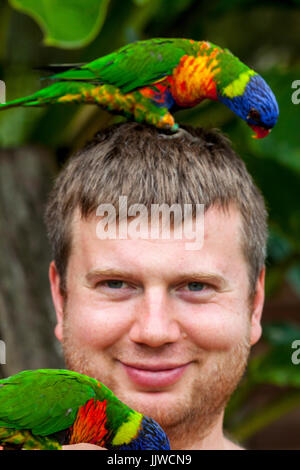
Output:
left=0, top=369, right=170, bottom=450
left=0, top=38, right=278, bottom=138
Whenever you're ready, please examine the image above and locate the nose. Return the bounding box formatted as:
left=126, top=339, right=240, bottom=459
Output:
left=129, top=287, right=181, bottom=348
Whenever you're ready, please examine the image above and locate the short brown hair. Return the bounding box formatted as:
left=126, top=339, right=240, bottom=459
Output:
left=44, top=122, right=267, bottom=303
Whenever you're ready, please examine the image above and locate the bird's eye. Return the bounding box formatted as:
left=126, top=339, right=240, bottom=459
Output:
left=248, top=108, right=261, bottom=122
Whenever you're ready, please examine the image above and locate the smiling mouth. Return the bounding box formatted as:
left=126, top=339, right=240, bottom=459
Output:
left=120, top=362, right=191, bottom=388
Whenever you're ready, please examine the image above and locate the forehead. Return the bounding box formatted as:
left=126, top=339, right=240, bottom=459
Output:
left=69, top=204, right=245, bottom=280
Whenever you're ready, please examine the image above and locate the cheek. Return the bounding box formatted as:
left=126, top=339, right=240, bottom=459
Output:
left=64, top=296, right=132, bottom=349
left=183, top=304, right=249, bottom=351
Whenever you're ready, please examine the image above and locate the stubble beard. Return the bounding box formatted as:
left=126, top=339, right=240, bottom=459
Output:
left=61, top=308, right=251, bottom=447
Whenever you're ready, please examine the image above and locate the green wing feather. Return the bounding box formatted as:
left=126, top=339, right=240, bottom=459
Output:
left=50, top=38, right=197, bottom=93
left=0, top=369, right=99, bottom=436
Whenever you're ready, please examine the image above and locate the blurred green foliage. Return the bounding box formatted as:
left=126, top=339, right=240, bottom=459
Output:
left=8, top=0, right=111, bottom=48
left=0, top=0, right=299, bottom=447
left=225, top=322, right=300, bottom=442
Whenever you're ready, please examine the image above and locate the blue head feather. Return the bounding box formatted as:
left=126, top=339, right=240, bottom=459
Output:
left=114, top=416, right=170, bottom=450
left=217, top=74, right=279, bottom=136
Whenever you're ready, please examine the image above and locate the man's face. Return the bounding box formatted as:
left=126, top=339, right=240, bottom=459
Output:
left=50, top=204, right=264, bottom=437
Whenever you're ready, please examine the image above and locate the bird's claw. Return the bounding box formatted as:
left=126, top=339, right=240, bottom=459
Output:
left=160, top=127, right=200, bottom=143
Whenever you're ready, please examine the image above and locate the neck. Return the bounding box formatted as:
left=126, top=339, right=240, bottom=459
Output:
left=163, top=410, right=243, bottom=450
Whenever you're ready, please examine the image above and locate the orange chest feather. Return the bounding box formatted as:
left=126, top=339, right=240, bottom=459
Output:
left=170, top=53, right=220, bottom=107
left=69, top=398, right=110, bottom=446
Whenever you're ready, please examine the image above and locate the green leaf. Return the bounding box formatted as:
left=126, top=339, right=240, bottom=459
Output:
left=245, top=323, right=300, bottom=388
left=8, top=0, right=111, bottom=49
left=263, top=322, right=300, bottom=346
left=247, top=322, right=300, bottom=388
left=248, top=345, right=300, bottom=388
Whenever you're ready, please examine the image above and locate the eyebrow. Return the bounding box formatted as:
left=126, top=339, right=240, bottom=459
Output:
left=85, top=268, right=230, bottom=290
left=171, top=271, right=229, bottom=289
left=86, top=268, right=135, bottom=284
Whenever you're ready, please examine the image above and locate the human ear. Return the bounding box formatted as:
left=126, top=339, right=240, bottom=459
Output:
left=250, top=266, right=265, bottom=346
left=49, top=260, right=65, bottom=342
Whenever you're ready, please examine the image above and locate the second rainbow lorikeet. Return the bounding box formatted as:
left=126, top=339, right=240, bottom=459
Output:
left=0, top=38, right=278, bottom=138
left=0, top=369, right=170, bottom=450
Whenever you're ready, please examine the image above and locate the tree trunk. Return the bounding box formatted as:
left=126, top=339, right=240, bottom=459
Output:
left=0, top=146, right=64, bottom=378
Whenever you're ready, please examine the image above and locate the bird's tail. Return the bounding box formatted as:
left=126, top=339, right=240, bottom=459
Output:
left=0, top=81, right=95, bottom=110
left=0, top=93, right=41, bottom=109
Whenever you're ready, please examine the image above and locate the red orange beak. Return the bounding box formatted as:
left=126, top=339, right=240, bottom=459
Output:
left=249, top=124, right=271, bottom=139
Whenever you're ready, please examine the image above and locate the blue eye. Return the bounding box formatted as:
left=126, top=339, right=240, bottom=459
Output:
left=106, top=280, right=124, bottom=289
left=187, top=282, right=205, bottom=291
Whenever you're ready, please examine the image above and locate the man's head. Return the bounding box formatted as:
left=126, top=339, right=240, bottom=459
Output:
left=45, top=122, right=266, bottom=444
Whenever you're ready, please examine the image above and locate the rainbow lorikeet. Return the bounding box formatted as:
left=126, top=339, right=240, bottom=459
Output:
left=0, top=369, right=170, bottom=450
left=0, top=38, right=278, bottom=139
